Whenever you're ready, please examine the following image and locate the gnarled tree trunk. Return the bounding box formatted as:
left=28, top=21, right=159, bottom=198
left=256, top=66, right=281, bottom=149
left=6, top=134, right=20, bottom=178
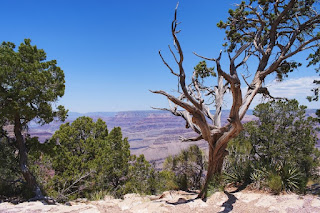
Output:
left=14, top=115, right=43, bottom=198
left=152, top=1, right=319, bottom=200
left=198, top=136, right=225, bottom=199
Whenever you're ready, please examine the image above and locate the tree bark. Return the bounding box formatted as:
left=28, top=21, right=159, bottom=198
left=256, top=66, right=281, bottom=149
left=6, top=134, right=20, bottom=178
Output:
left=14, top=115, right=43, bottom=198
left=152, top=1, right=320, bottom=202
left=197, top=135, right=227, bottom=199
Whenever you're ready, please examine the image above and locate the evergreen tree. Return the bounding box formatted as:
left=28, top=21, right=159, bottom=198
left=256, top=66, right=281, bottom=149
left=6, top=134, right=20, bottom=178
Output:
left=225, top=100, right=320, bottom=192
left=41, top=117, right=130, bottom=201
left=125, top=155, right=157, bottom=195
left=0, top=39, right=67, bottom=198
left=103, top=127, right=130, bottom=197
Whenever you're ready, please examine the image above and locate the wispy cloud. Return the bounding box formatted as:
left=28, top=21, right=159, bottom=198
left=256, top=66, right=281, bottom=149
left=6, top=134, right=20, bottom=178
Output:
left=267, top=76, right=319, bottom=98
left=236, top=76, right=320, bottom=109
left=204, top=76, right=319, bottom=110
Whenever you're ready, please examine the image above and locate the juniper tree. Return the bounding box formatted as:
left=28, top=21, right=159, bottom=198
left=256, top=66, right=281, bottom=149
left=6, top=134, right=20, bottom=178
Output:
left=0, top=39, right=67, bottom=198
left=125, top=155, right=157, bottom=195
left=44, top=117, right=130, bottom=201
left=225, top=100, right=320, bottom=192
left=151, top=1, right=320, bottom=199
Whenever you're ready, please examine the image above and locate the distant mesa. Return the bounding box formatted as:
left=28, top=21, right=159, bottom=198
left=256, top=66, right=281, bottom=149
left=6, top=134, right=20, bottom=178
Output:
left=24, top=109, right=320, bottom=168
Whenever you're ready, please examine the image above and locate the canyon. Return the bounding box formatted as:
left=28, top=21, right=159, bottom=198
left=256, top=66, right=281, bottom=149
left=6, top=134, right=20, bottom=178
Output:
left=26, top=109, right=319, bottom=169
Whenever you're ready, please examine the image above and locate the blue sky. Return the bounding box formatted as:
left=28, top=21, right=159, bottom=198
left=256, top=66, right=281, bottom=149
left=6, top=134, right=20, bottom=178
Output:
left=1, top=0, right=319, bottom=112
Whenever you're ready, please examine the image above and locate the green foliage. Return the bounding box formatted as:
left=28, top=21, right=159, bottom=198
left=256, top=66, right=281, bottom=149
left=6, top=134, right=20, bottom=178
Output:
left=207, top=175, right=225, bottom=197
left=223, top=130, right=252, bottom=185
left=225, top=100, right=320, bottom=193
left=0, top=39, right=67, bottom=198
left=217, top=0, right=319, bottom=81
left=223, top=163, right=250, bottom=184
left=275, top=61, right=302, bottom=81
left=163, top=145, right=206, bottom=191
left=124, top=155, right=157, bottom=195
left=219, top=0, right=318, bottom=49
left=250, top=167, right=268, bottom=189
left=156, top=170, right=179, bottom=192
left=35, top=116, right=130, bottom=202
left=268, top=173, right=282, bottom=194
left=28, top=116, right=181, bottom=201
left=0, top=137, right=23, bottom=197
left=279, top=165, right=301, bottom=192
left=89, top=190, right=109, bottom=201
left=194, top=61, right=216, bottom=79
left=0, top=39, right=67, bottom=125
left=307, top=47, right=320, bottom=72
left=103, top=126, right=130, bottom=197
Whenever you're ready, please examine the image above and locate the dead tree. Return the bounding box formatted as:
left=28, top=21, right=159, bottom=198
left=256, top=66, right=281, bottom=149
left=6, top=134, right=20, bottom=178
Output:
left=151, top=1, right=320, bottom=199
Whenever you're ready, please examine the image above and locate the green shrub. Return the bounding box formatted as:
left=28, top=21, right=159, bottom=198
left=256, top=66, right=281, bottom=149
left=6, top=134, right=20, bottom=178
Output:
left=224, top=100, right=320, bottom=194
left=250, top=167, right=268, bottom=189
left=28, top=117, right=171, bottom=201
left=163, top=145, right=206, bottom=191
left=156, top=170, right=179, bottom=192
left=280, top=165, right=301, bottom=192
left=268, top=174, right=282, bottom=194
left=30, top=117, right=131, bottom=202
left=89, top=190, right=109, bottom=201
left=124, top=155, right=157, bottom=195
left=207, top=175, right=224, bottom=197
left=0, top=137, right=25, bottom=198
left=223, top=162, right=251, bottom=184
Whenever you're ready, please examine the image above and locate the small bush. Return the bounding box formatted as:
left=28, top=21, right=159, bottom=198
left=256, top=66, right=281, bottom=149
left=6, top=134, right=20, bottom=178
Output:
left=89, top=190, right=109, bottom=201
left=0, top=137, right=26, bottom=198
left=163, top=145, right=206, bottom=191
left=250, top=167, right=268, bottom=189
left=156, top=170, right=179, bottom=192
left=280, top=165, right=301, bottom=192
left=268, top=174, right=282, bottom=194
left=223, top=100, right=320, bottom=194
left=207, top=175, right=224, bottom=197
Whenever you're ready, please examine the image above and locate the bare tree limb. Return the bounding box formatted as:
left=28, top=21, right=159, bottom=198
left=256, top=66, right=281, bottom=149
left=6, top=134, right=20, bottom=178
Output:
left=180, top=135, right=203, bottom=142
left=150, top=90, right=196, bottom=113
left=168, top=45, right=179, bottom=64
left=159, top=50, right=179, bottom=77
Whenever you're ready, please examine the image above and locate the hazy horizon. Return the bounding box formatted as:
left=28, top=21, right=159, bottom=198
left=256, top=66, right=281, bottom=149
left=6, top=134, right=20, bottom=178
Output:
left=67, top=108, right=318, bottom=114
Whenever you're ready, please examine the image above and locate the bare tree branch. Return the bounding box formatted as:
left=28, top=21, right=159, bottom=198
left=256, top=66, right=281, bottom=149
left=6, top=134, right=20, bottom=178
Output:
left=150, top=90, right=196, bottom=113
left=159, top=50, right=179, bottom=77
left=168, top=45, right=179, bottom=64
left=151, top=1, right=320, bottom=200
left=180, top=135, right=203, bottom=142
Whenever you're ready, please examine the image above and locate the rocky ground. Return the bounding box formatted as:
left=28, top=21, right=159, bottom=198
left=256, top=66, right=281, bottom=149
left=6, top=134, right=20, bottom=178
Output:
left=1, top=189, right=320, bottom=213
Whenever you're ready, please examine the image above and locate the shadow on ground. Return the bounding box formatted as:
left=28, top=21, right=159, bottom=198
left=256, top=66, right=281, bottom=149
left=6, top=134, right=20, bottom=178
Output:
left=307, top=183, right=320, bottom=196
left=165, top=198, right=197, bottom=205
left=165, top=184, right=250, bottom=212
left=218, top=183, right=249, bottom=213
left=218, top=191, right=237, bottom=213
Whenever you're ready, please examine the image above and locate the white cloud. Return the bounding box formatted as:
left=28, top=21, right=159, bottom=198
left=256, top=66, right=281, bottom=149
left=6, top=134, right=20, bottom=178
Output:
left=267, top=76, right=319, bottom=98
left=203, top=76, right=320, bottom=110
left=235, top=76, right=320, bottom=109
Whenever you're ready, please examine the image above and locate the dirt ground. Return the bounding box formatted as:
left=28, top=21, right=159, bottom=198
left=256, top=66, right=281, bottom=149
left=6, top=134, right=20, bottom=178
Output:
left=1, top=188, right=320, bottom=213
